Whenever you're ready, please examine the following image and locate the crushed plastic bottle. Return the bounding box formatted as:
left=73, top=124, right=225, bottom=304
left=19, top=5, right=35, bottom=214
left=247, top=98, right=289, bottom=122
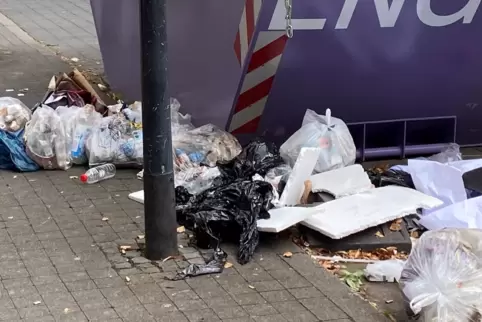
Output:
left=80, top=163, right=116, bottom=184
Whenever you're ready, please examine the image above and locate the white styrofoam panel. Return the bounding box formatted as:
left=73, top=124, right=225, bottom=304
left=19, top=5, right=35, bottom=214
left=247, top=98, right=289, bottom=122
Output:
left=257, top=205, right=324, bottom=233
left=278, top=147, right=321, bottom=206
left=310, top=164, right=373, bottom=198
left=302, top=186, right=444, bottom=239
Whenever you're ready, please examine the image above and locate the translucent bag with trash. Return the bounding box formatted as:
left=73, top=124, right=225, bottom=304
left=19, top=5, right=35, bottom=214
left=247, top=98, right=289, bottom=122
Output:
left=280, top=109, right=356, bottom=173
left=57, top=105, right=102, bottom=165
left=0, top=97, right=31, bottom=132
left=25, top=105, right=71, bottom=170
left=173, top=124, right=241, bottom=171
left=85, top=113, right=143, bottom=167
left=399, top=229, right=482, bottom=321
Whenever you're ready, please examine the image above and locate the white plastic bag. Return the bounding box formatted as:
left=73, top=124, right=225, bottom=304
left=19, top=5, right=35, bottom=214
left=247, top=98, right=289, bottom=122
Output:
left=364, top=259, right=405, bottom=282
left=280, top=109, right=356, bottom=173
left=25, top=105, right=70, bottom=170
left=0, top=97, right=31, bottom=132
left=400, top=229, right=482, bottom=321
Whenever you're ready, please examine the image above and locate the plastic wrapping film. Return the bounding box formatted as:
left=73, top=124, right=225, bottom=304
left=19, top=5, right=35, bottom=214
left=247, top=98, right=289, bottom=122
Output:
left=400, top=229, right=482, bottom=321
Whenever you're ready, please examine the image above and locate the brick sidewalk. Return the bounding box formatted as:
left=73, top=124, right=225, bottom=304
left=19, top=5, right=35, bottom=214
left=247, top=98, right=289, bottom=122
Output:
left=0, top=5, right=391, bottom=322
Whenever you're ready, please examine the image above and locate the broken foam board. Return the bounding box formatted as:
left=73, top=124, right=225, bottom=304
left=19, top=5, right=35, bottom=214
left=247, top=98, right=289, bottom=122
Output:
left=129, top=190, right=144, bottom=204
left=310, top=164, right=373, bottom=198
left=278, top=147, right=321, bottom=206
left=302, top=185, right=443, bottom=239
left=257, top=205, right=324, bottom=233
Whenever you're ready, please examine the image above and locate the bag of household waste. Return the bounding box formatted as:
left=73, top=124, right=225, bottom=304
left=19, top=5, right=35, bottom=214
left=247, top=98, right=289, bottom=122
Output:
left=173, top=124, right=242, bottom=170
left=400, top=229, right=482, bottom=321
left=85, top=113, right=143, bottom=168
left=57, top=105, right=102, bottom=165
left=280, top=109, right=356, bottom=173
left=25, top=105, right=71, bottom=170
left=0, top=97, right=31, bottom=132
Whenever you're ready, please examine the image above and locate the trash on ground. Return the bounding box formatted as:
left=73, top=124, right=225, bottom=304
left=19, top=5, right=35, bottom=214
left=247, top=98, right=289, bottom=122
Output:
left=400, top=228, right=482, bottom=321
left=169, top=248, right=227, bottom=280
left=364, top=259, right=405, bottom=283
left=80, top=163, right=116, bottom=184
left=176, top=226, right=185, bottom=233
left=280, top=108, right=356, bottom=173
left=0, top=97, right=31, bottom=132
left=175, top=140, right=283, bottom=264
left=419, top=195, right=482, bottom=231
left=302, top=186, right=443, bottom=239
left=282, top=251, right=293, bottom=258
left=278, top=147, right=320, bottom=206
left=310, top=164, right=373, bottom=198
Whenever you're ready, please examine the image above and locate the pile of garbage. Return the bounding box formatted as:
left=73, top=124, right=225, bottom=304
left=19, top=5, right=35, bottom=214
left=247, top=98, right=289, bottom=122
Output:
left=5, top=69, right=482, bottom=321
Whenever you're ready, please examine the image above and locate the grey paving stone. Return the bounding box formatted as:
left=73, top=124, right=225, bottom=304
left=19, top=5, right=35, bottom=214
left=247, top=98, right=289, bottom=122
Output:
left=183, top=308, right=221, bottom=322
left=212, top=305, right=248, bottom=319
left=299, top=297, right=349, bottom=320
left=287, top=287, right=324, bottom=300
left=242, top=304, right=278, bottom=317
left=115, top=305, right=155, bottom=322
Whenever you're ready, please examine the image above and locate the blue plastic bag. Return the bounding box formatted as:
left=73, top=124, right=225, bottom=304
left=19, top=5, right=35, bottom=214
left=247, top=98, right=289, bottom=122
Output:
left=0, top=129, right=39, bottom=172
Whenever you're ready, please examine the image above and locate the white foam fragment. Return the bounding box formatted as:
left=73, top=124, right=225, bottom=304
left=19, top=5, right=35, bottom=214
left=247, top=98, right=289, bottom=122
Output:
left=302, top=185, right=443, bottom=239
left=257, top=206, right=324, bottom=233
left=129, top=190, right=144, bottom=204
left=278, top=147, right=321, bottom=206
left=310, top=164, right=373, bottom=198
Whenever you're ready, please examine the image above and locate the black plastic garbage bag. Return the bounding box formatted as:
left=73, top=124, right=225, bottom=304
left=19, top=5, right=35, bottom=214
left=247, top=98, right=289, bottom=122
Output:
left=176, top=140, right=281, bottom=265
left=367, top=168, right=415, bottom=189
left=176, top=179, right=273, bottom=264
left=212, top=140, right=284, bottom=186
left=169, top=249, right=227, bottom=281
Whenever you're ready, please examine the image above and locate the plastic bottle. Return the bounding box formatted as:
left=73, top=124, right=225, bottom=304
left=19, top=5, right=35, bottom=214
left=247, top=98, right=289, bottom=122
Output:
left=80, top=164, right=116, bottom=184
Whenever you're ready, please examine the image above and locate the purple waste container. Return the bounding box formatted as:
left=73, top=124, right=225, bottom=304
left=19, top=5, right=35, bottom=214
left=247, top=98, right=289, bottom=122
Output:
left=90, top=0, right=482, bottom=159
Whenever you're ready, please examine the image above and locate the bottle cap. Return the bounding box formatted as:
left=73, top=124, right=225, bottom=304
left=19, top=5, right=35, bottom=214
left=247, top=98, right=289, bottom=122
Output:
left=80, top=174, right=88, bottom=183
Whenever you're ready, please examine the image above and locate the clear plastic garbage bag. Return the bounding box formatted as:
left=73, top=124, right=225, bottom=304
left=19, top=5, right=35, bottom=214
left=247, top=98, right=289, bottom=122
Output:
left=0, top=97, right=32, bottom=132
left=25, top=105, right=71, bottom=170
left=400, top=229, right=482, bottom=321
left=280, top=109, right=356, bottom=173
left=85, top=113, right=143, bottom=167
left=57, top=105, right=102, bottom=165
left=173, top=124, right=241, bottom=171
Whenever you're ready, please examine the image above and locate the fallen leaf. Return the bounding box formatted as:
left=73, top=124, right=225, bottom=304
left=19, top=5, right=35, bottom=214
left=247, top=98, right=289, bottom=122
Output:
left=375, top=231, right=385, bottom=238
left=102, top=217, right=109, bottom=221
left=283, top=251, right=293, bottom=258
left=177, top=226, right=185, bottom=233
left=125, top=276, right=131, bottom=282
left=389, top=219, right=402, bottom=232
left=224, top=262, right=233, bottom=269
